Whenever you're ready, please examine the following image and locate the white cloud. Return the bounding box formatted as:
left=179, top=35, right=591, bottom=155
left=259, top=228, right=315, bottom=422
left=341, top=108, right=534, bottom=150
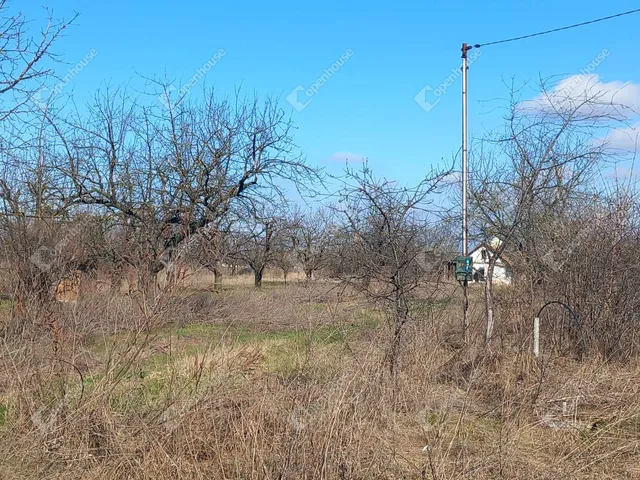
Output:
left=441, top=171, right=461, bottom=184
left=326, top=151, right=366, bottom=163
left=521, top=74, right=640, bottom=119
left=597, top=123, right=640, bottom=152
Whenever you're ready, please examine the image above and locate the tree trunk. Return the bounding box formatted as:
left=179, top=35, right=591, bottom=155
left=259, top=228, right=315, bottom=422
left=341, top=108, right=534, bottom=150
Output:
left=254, top=267, right=264, bottom=288
left=305, top=269, right=313, bottom=282
left=389, top=291, right=409, bottom=376
left=136, top=272, right=157, bottom=297
left=213, top=264, right=223, bottom=292
left=389, top=290, right=409, bottom=405
left=485, top=260, right=496, bottom=343
left=283, top=270, right=288, bottom=285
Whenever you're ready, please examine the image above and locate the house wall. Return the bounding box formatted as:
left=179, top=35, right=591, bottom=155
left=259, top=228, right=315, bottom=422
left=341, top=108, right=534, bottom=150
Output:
left=469, top=247, right=513, bottom=285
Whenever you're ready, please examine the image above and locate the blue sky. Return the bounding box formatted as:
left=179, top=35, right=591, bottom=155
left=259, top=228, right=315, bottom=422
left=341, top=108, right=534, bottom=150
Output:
left=21, top=0, right=640, bottom=184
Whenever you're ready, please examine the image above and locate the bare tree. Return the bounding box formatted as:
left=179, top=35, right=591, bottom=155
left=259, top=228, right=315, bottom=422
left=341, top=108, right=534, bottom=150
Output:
left=470, top=81, right=627, bottom=343
left=193, top=225, right=232, bottom=291
left=0, top=3, right=79, bottom=316
left=231, top=205, right=291, bottom=288
left=0, top=2, right=77, bottom=122
left=332, top=163, right=448, bottom=378
left=290, top=206, right=332, bottom=282
left=273, top=247, right=296, bottom=284
left=46, top=86, right=317, bottom=290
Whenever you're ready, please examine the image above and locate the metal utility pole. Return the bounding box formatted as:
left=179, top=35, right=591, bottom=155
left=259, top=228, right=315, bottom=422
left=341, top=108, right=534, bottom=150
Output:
left=462, top=43, right=469, bottom=258
left=461, top=42, right=470, bottom=335
left=451, top=8, right=640, bottom=341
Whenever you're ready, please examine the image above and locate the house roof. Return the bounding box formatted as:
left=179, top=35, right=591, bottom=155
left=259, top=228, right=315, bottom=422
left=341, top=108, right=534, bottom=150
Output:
left=469, top=243, right=513, bottom=267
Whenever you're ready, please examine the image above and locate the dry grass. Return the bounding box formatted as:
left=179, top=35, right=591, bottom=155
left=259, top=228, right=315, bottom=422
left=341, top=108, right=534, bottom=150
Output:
left=159, top=268, right=310, bottom=290
left=0, top=280, right=639, bottom=479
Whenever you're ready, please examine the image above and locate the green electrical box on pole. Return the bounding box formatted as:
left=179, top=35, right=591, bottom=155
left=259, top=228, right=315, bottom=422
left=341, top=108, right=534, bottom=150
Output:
left=455, top=255, right=473, bottom=283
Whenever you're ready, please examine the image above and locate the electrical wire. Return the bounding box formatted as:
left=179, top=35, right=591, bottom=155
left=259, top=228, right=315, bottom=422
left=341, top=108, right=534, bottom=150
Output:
left=476, top=7, right=640, bottom=48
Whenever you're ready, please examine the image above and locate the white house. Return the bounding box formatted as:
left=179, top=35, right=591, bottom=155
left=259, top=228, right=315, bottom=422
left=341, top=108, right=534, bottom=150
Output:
left=468, top=238, right=513, bottom=285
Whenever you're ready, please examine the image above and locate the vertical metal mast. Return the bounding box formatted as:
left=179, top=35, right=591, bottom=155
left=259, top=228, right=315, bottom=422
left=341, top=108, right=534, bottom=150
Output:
left=461, top=42, right=470, bottom=335
left=462, top=43, right=469, bottom=258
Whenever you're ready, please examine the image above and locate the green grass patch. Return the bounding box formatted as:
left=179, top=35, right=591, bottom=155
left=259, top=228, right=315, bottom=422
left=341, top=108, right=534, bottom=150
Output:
left=156, top=322, right=349, bottom=348
left=0, top=403, right=7, bottom=428
left=232, top=326, right=345, bottom=345
left=171, top=323, right=224, bottom=339
left=353, top=309, right=382, bottom=329
left=409, top=298, right=453, bottom=318
left=0, top=297, right=13, bottom=312
left=305, top=302, right=326, bottom=313
left=86, top=317, right=363, bottom=411
left=82, top=373, right=104, bottom=389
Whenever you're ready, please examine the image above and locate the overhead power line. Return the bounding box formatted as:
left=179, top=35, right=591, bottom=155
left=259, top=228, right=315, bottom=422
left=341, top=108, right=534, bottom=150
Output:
left=475, top=7, right=640, bottom=48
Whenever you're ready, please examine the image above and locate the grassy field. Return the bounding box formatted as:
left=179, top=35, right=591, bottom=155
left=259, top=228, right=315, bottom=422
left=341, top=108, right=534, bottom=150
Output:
left=0, top=278, right=639, bottom=479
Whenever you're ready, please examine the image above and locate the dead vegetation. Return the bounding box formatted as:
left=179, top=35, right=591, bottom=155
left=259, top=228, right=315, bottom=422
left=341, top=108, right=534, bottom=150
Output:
left=1, top=279, right=639, bottom=480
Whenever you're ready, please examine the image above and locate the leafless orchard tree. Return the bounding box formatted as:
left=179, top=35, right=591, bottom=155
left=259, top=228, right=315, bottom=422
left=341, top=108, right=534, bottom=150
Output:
left=470, top=80, right=629, bottom=344
left=188, top=223, right=233, bottom=291
left=289, top=206, right=333, bottom=282
left=0, top=164, right=107, bottom=325
left=0, top=3, right=81, bottom=321
left=273, top=241, right=296, bottom=284
left=0, top=1, right=77, bottom=123
left=331, top=163, right=449, bottom=378
left=43, top=86, right=317, bottom=291
left=230, top=204, right=292, bottom=288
